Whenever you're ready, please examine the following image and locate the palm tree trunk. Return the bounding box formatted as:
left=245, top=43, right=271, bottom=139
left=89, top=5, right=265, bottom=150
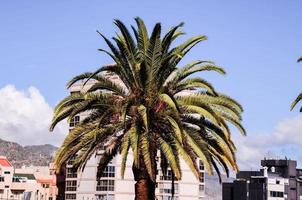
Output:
left=134, top=178, right=155, bottom=200
left=132, top=158, right=156, bottom=200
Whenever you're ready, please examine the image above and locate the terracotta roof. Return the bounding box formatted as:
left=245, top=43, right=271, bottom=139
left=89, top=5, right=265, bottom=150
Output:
left=0, top=157, right=12, bottom=167
left=36, top=178, right=53, bottom=184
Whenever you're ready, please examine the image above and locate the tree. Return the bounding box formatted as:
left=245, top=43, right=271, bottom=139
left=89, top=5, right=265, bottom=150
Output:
left=50, top=18, right=245, bottom=200
left=290, top=57, right=302, bottom=111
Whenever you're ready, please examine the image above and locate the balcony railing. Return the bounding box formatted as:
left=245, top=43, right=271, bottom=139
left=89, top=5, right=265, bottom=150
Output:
left=11, top=182, right=26, bottom=190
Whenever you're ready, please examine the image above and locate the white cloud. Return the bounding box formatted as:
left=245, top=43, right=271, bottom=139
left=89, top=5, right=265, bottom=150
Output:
left=273, top=116, right=302, bottom=146
left=234, top=115, right=302, bottom=170
left=0, top=85, right=67, bottom=146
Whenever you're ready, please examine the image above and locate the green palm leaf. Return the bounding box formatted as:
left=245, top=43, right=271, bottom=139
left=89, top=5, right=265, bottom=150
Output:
left=291, top=92, right=302, bottom=111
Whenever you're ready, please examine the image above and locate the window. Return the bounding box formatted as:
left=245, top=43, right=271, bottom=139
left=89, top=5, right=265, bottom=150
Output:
left=65, top=194, right=76, bottom=200
left=4, top=186, right=9, bottom=188
left=43, top=184, right=50, bottom=188
left=199, top=184, right=205, bottom=193
left=96, top=194, right=114, bottom=200
left=253, top=178, right=266, bottom=184
left=276, top=180, right=280, bottom=184
left=199, top=172, right=204, bottom=183
left=66, top=168, right=77, bottom=178
left=199, top=160, right=204, bottom=171
left=101, top=166, right=115, bottom=178
left=270, top=191, right=284, bottom=197
left=69, top=116, right=80, bottom=127
left=66, top=180, right=77, bottom=191
left=0, top=177, right=4, bottom=182
left=12, top=177, right=20, bottom=182
left=158, top=196, right=179, bottom=200
left=160, top=170, right=176, bottom=181
left=49, top=198, right=53, bottom=200
left=4, top=171, right=10, bottom=174
left=96, top=180, right=114, bottom=191
left=67, top=155, right=76, bottom=165
left=158, top=183, right=178, bottom=194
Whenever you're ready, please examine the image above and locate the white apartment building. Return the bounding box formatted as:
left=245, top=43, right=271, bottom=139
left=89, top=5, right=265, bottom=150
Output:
left=0, top=156, right=57, bottom=200
left=267, top=176, right=288, bottom=200
left=62, top=80, right=206, bottom=200
left=264, top=167, right=288, bottom=200
left=64, top=152, right=205, bottom=200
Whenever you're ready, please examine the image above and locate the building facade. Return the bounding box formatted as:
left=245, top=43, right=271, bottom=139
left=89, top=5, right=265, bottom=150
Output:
left=0, top=156, right=57, bottom=200
left=222, top=158, right=302, bottom=200
left=204, top=172, right=226, bottom=200
left=64, top=153, right=205, bottom=200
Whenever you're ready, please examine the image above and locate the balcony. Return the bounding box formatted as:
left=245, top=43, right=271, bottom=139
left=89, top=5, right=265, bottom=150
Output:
left=11, top=182, right=26, bottom=191
left=0, top=182, right=5, bottom=189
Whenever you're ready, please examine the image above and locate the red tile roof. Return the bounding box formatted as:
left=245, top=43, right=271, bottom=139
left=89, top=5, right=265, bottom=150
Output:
left=0, top=157, right=12, bottom=167
left=36, top=178, right=53, bottom=184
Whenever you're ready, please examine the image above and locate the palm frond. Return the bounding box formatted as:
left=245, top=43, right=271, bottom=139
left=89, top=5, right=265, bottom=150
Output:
left=114, top=19, right=136, bottom=57
left=140, top=131, right=154, bottom=180
left=135, top=17, right=149, bottom=57
left=161, top=22, right=184, bottom=54
left=174, top=139, right=199, bottom=178
left=86, top=76, right=127, bottom=96
left=167, top=116, right=183, bottom=144
left=290, top=92, right=302, bottom=111
left=146, top=23, right=162, bottom=90
left=185, top=132, right=213, bottom=175
left=158, top=137, right=181, bottom=179
left=129, top=124, right=139, bottom=167
left=120, top=132, right=130, bottom=178
left=175, top=78, right=218, bottom=95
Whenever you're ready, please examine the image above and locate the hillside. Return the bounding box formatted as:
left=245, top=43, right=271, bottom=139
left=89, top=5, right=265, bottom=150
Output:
left=0, top=138, right=57, bottom=168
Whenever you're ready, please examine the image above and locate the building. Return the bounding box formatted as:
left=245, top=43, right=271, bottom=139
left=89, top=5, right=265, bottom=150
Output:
left=204, top=172, right=227, bottom=200
left=222, top=158, right=302, bottom=200
left=63, top=153, right=205, bottom=200
left=58, top=80, right=206, bottom=200
left=0, top=156, right=57, bottom=200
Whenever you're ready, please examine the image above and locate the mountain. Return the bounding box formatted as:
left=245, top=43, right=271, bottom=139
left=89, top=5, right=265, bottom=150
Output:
left=0, top=138, right=57, bottom=168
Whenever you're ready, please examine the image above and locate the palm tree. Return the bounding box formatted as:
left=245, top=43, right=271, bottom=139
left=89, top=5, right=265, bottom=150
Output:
left=50, top=18, right=245, bottom=200
left=290, top=57, right=302, bottom=111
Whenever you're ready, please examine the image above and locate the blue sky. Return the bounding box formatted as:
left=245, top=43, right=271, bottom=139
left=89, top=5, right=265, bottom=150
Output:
left=0, top=1, right=302, bottom=169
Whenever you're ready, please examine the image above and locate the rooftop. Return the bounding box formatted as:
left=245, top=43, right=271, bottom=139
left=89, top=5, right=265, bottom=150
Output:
left=0, top=156, right=12, bottom=167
